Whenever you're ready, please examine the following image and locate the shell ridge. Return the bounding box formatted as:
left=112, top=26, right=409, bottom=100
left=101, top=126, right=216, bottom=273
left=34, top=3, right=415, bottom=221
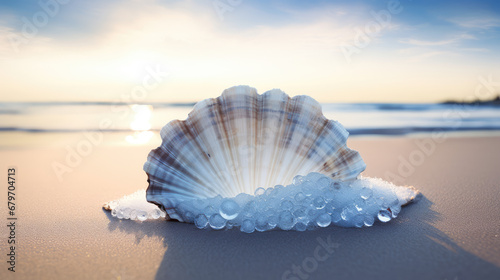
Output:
left=157, top=121, right=223, bottom=196
left=150, top=102, right=232, bottom=201
left=145, top=150, right=211, bottom=200
left=250, top=93, right=261, bottom=192
left=279, top=96, right=313, bottom=183
left=191, top=99, right=242, bottom=197
left=292, top=117, right=331, bottom=177
left=218, top=93, right=244, bottom=195
left=261, top=93, right=282, bottom=188
left=261, top=92, right=289, bottom=188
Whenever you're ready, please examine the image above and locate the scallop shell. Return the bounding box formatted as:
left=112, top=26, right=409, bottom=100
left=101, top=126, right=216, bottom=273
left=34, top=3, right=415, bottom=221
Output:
left=144, top=86, right=366, bottom=220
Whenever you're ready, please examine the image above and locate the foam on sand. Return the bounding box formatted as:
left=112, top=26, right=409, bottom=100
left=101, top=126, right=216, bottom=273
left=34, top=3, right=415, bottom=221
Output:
left=104, top=172, right=418, bottom=232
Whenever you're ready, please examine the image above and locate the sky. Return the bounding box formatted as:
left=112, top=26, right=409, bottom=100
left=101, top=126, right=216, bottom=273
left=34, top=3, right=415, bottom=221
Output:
left=0, top=0, right=499, bottom=103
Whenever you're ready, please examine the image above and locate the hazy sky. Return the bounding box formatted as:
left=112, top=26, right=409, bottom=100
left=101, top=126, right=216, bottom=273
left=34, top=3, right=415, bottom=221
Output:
left=1, top=0, right=499, bottom=103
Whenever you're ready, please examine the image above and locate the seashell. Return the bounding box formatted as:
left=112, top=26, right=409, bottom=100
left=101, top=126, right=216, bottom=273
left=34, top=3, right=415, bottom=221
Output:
left=144, top=85, right=367, bottom=221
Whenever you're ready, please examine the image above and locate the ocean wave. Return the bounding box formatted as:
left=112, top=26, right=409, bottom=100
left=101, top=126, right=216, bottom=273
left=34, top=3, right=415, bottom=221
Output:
left=2, top=126, right=500, bottom=136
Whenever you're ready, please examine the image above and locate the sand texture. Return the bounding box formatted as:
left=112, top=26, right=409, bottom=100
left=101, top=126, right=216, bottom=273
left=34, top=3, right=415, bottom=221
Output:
left=0, top=136, right=499, bottom=280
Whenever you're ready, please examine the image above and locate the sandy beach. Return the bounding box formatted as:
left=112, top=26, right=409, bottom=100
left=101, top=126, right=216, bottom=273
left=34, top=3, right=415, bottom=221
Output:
left=1, top=135, right=499, bottom=280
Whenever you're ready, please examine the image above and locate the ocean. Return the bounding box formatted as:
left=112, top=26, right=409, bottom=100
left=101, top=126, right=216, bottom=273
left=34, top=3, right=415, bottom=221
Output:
left=1, top=101, right=500, bottom=147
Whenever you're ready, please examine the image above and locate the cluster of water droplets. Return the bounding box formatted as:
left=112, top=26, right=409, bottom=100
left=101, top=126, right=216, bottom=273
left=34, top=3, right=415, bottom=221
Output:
left=107, top=189, right=166, bottom=221
left=173, top=173, right=412, bottom=233
left=106, top=173, right=417, bottom=233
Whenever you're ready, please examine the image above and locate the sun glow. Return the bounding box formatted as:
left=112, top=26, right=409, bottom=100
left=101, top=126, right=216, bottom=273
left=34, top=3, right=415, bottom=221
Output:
left=114, top=51, right=165, bottom=83
left=125, top=105, right=154, bottom=145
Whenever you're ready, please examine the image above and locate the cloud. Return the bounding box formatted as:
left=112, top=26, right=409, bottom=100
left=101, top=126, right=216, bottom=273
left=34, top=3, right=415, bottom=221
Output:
left=1, top=0, right=498, bottom=103
left=447, top=16, right=500, bottom=29
left=396, top=31, right=482, bottom=62
left=399, top=38, right=457, bottom=46
left=410, top=50, right=455, bottom=62
left=398, top=34, right=475, bottom=46
left=458, top=47, right=490, bottom=53
left=0, top=27, right=14, bottom=57
left=0, top=0, right=390, bottom=101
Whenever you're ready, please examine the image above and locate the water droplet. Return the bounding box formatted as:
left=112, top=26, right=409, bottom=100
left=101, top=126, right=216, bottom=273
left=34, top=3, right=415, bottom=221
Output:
left=313, top=197, right=326, bottom=209
left=292, top=175, right=304, bottom=185
left=255, top=216, right=268, bottom=232
left=331, top=210, right=342, bottom=223
left=150, top=209, right=161, bottom=219
left=254, top=187, right=266, bottom=196
left=381, top=197, right=398, bottom=208
left=219, top=199, right=240, bottom=220
left=354, top=198, right=365, bottom=211
left=137, top=211, right=148, bottom=222
left=280, top=200, right=293, bottom=211
left=204, top=205, right=216, bottom=215
left=325, top=202, right=335, bottom=214
left=341, top=206, right=356, bottom=221
left=184, top=211, right=194, bottom=223
left=305, top=172, right=323, bottom=182
left=265, top=187, right=274, bottom=196
left=364, top=215, right=375, bottom=227
left=116, top=209, right=125, bottom=219
left=317, top=177, right=331, bottom=188
left=195, top=214, right=208, bottom=229
left=267, top=215, right=278, bottom=228
left=389, top=198, right=400, bottom=207
left=209, top=214, right=226, bottom=229
left=302, top=181, right=315, bottom=195
left=390, top=205, right=401, bottom=218
left=293, top=207, right=307, bottom=219
left=307, top=208, right=319, bottom=219
left=316, top=213, right=331, bottom=227
left=377, top=210, right=391, bottom=222
left=295, top=222, right=307, bottom=231
left=353, top=215, right=364, bottom=228
left=244, top=201, right=257, bottom=214
left=306, top=222, right=317, bottom=231
left=294, top=192, right=306, bottom=202
left=302, top=196, right=312, bottom=206
left=130, top=210, right=137, bottom=220
left=360, top=187, right=373, bottom=200
left=278, top=211, right=295, bottom=230
left=241, top=219, right=255, bottom=233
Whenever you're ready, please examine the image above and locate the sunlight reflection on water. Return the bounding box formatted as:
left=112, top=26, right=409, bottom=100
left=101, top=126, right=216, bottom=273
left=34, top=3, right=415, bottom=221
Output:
left=126, top=105, right=154, bottom=145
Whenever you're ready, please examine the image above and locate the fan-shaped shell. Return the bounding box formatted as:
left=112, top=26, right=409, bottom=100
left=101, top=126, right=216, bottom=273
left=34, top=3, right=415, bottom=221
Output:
left=144, top=86, right=366, bottom=219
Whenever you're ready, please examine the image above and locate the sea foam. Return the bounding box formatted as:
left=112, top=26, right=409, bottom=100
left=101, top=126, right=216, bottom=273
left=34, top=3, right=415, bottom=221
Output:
left=106, top=172, right=418, bottom=232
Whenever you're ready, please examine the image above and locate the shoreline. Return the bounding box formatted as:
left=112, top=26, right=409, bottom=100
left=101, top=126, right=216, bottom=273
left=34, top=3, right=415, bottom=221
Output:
left=2, top=129, right=500, bottom=149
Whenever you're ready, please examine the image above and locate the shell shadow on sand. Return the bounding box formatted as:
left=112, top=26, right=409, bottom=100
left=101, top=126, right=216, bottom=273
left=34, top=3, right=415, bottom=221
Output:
left=105, top=195, right=500, bottom=280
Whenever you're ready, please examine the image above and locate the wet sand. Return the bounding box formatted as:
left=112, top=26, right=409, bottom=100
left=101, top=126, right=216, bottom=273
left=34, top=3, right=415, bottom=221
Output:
left=0, top=135, right=499, bottom=280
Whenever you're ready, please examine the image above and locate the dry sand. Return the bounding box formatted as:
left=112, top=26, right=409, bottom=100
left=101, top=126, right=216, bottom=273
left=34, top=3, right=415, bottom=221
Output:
left=0, top=135, right=499, bottom=280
